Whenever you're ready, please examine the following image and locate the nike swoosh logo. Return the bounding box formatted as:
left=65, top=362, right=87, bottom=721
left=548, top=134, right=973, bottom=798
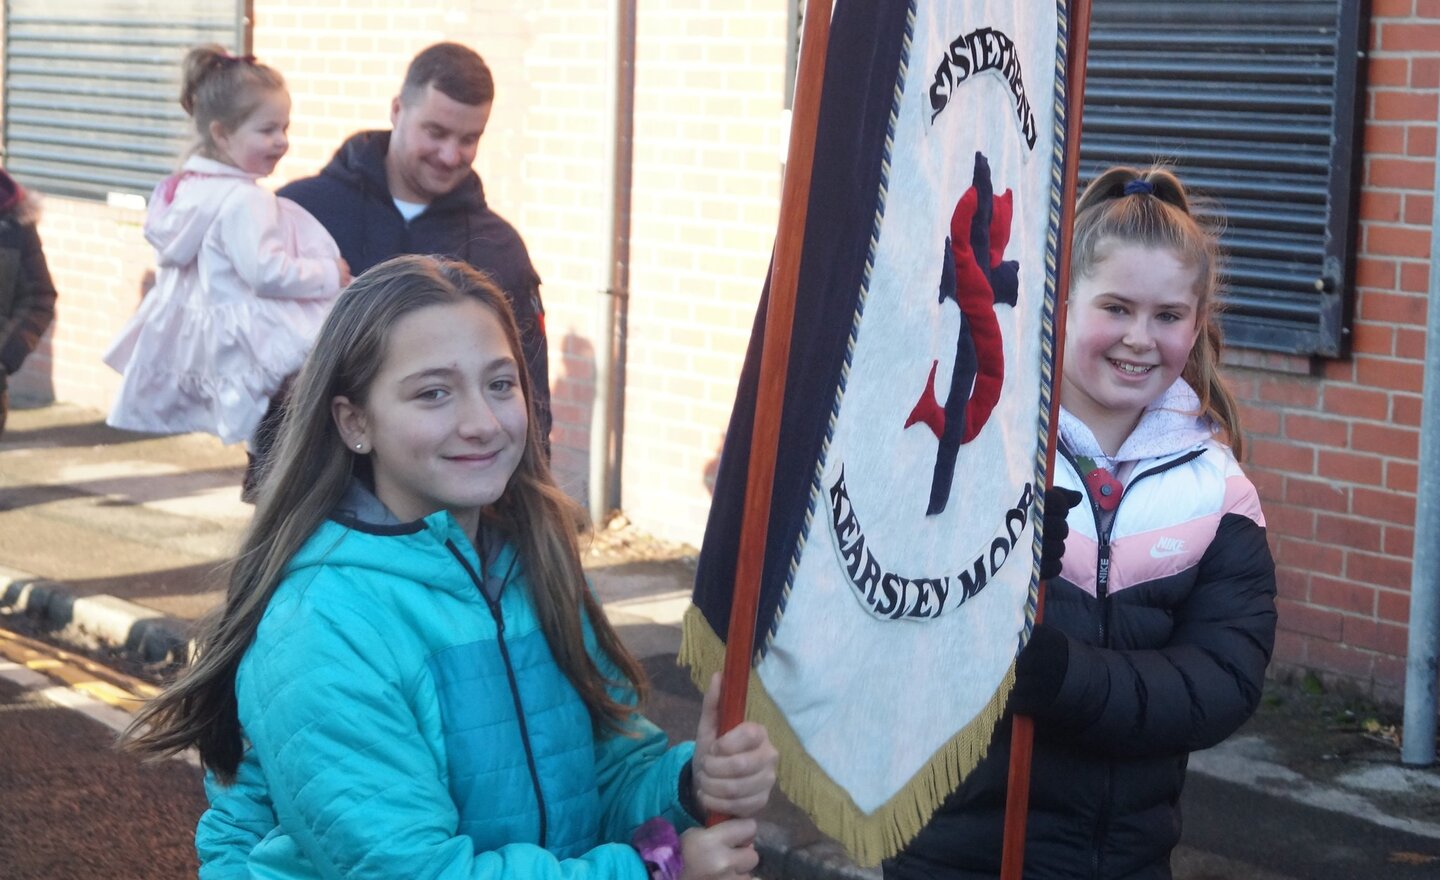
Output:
left=1150, top=545, right=1185, bottom=559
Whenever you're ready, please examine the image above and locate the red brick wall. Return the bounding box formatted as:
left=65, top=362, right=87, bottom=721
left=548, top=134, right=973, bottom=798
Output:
left=1229, top=1, right=1438, bottom=702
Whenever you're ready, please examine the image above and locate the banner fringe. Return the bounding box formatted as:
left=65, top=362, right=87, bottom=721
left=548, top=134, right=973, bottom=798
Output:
left=679, top=605, right=1015, bottom=868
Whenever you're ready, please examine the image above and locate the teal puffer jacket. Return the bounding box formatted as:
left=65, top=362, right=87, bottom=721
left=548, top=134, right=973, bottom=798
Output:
left=197, top=508, right=697, bottom=879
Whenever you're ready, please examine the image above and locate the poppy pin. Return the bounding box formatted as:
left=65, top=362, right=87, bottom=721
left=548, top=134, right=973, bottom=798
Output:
left=1076, top=456, right=1123, bottom=512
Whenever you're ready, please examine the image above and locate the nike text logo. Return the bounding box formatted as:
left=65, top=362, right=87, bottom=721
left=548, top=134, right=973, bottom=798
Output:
left=1150, top=537, right=1186, bottom=559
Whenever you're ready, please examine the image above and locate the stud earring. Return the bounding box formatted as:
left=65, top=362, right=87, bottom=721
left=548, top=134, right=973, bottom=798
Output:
left=354, top=442, right=363, bottom=451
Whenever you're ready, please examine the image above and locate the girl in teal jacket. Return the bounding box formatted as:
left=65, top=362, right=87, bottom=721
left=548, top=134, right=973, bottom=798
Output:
left=127, top=255, right=777, bottom=879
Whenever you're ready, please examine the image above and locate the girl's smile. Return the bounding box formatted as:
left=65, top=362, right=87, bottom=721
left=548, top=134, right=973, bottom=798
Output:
left=1061, top=242, right=1201, bottom=454
left=213, top=88, right=292, bottom=177
left=333, top=298, right=528, bottom=534
left=1111, top=360, right=1153, bottom=375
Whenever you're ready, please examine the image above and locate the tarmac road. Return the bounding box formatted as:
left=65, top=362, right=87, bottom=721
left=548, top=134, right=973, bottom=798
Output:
left=0, top=627, right=205, bottom=879
left=1180, top=771, right=1440, bottom=879
left=8, top=602, right=1440, bottom=880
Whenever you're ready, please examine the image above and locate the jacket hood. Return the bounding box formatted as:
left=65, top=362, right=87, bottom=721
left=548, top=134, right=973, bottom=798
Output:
left=285, top=481, right=505, bottom=603
left=1060, top=378, right=1216, bottom=469
left=325, top=129, right=489, bottom=213
left=0, top=169, right=40, bottom=224
left=143, top=156, right=254, bottom=266
left=0, top=169, right=22, bottom=214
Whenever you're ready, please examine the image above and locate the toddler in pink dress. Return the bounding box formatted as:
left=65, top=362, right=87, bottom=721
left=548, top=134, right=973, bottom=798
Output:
left=106, top=46, right=348, bottom=456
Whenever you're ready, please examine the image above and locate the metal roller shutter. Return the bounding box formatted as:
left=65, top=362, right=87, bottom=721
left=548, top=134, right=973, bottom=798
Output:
left=3, top=1, right=244, bottom=202
left=1081, top=0, right=1368, bottom=357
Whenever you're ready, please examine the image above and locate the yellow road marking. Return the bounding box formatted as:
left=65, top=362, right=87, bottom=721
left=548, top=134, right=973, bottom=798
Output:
left=0, top=624, right=155, bottom=713
left=74, top=679, right=147, bottom=710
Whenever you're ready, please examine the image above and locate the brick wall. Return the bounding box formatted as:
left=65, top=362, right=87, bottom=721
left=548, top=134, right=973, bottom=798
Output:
left=492, top=1, right=614, bottom=502
left=260, top=1, right=787, bottom=530
left=619, top=3, right=786, bottom=537
left=9, top=200, right=149, bottom=409
left=12, top=2, right=446, bottom=409
left=1229, top=1, right=1438, bottom=703
left=12, top=0, right=782, bottom=539
left=258, top=1, right=612, bottom=503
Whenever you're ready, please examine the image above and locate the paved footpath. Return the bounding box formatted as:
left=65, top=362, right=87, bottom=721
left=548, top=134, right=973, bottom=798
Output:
left=4, top=403, right=1440, bottom=879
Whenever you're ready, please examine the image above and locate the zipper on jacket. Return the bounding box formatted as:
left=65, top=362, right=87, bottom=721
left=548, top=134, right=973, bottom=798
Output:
left=445, top=540, right=549, bottom=848
left=1061, top=445, right=1207, bottom=648
left=1095, top=543, right=1113, bottom=644
left=1061, top=445, right=1206, bottom=876
left=1059, top=445, right=1115, bottom=646
left=1091, top=763, right=1114, bottom=880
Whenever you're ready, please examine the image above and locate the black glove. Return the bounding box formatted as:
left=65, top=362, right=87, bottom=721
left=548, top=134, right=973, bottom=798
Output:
left=1011, top=623, right=1069, bottom=717
left=1040, top=485, right=1083, bottom=581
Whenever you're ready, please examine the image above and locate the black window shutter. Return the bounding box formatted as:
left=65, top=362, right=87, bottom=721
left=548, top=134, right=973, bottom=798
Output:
left=3, top=2, right=243, bottom=202
left=1081, top=0, right=1368, bottom=357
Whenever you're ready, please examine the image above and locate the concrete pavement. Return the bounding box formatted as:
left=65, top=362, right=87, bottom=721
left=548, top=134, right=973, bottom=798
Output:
left=3, top=402, right=1440, bottom=879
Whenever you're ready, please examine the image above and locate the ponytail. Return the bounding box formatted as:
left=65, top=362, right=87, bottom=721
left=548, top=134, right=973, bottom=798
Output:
left=1071, top=165, right=1243, bottom=458
left=178, top=44, right=285, bottom=160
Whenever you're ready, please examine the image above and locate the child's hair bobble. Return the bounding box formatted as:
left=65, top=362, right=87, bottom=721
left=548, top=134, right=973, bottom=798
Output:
left=221, top=52, right=259, bottom=66
left=1122, top=178, right=1154, bottom=197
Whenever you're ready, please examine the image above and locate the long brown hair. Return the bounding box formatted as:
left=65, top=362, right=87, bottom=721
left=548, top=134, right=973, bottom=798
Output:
left=1071, top=165, right=1243, bottom=459
left=123, top=255, right=647, bottom=781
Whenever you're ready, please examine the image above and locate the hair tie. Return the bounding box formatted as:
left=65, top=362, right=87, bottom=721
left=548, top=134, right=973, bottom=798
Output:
left=631, top=818, right=682, bottom=880
left=1122, top=179, right=1154, bottom=197
left=221, top=51, right=257, bottom=65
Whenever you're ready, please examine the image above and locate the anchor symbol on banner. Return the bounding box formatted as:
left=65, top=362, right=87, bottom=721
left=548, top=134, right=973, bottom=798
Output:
left=904, top=152, right=1019, bottom=516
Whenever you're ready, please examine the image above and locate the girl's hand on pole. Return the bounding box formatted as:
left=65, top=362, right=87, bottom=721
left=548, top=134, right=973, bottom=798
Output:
left=693, top=673, right=779, bottom=819
left=679, top=818, right=759, bottom=880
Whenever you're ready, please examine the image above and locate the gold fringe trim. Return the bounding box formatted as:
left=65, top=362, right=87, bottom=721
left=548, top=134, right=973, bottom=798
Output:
left=679, top=605, right=1014, bottom=867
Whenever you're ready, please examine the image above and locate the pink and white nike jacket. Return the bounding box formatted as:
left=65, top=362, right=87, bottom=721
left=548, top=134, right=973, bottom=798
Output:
left=889, top=379, right=1277, bottom=880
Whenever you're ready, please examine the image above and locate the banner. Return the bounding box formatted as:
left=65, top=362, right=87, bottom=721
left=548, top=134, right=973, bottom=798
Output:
left=681, top=0, right=1069, bottom=866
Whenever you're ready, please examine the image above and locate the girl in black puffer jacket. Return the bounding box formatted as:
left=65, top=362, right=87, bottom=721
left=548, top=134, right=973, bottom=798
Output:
left=0, top=169, right=56, bottom=439
left=887, top=166, right=1276, bottom=880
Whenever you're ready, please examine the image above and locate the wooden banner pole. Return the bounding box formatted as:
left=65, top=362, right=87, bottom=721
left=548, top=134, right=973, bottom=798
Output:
left=1000, top=0, right=1093, bottom=875
left=710, top=0, right=833, bottom=825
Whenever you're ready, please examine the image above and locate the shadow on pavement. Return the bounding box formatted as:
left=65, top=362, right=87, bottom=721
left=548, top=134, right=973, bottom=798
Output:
left=0, top=466, right=244, bottom=512
left=0, top=417, right=153, bottom=451
left=54, top=562, right=227, bottom=602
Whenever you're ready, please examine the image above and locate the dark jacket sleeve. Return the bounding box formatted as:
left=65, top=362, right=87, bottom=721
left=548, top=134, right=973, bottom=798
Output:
left=0, top=221, right=57, bottom=376
left=1038, top=512, right=1278, bottom=758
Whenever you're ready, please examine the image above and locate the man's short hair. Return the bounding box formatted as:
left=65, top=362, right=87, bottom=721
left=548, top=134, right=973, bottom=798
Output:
left=400, top=42, right=494, bottom=107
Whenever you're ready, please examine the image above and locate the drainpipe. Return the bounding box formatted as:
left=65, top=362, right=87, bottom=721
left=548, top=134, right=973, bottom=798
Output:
left=1402, top=87, right=1440, bottom=767
left=589, top=0, right=636, bottom=524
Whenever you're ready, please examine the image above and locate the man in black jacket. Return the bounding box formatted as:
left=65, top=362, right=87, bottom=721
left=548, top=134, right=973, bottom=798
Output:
left=279, top=43, right=550, bottom=446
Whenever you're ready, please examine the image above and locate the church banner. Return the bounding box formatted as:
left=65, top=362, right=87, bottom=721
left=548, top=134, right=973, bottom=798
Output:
left=680, top=0, right=1070, bottom=866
